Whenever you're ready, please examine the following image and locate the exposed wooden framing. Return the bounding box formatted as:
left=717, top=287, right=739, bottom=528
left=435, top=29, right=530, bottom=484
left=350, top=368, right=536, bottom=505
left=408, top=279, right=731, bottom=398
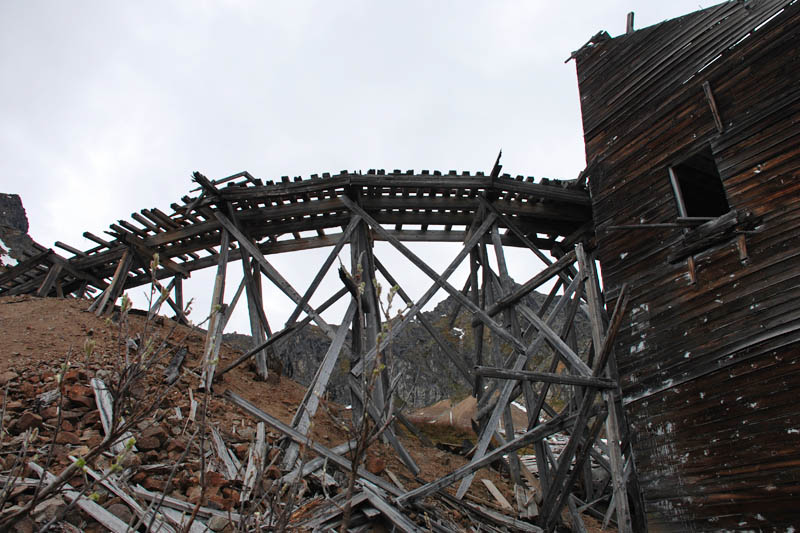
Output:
left=480, top=250, right=577, bottom=322
left=373, top=256, right=474, bottom=387
left=455, top=273, right=581, bottom=500
left=285, top=214, right=361, bottom=326
left=396, top=408, right=591, bottom=506
left=576, top=244, right=632, bottom=533
left=2, top=165, right=640, bottom=529
left=241, top=252, right=269, bottom=379
left=36, top=262, right=63, bottom=297
left=215, top=211, right=338, bottom=340
left=225, top=390, right=403, bottom=498
left=347, top=205, right=499, bottom=376
left=474, top=366, right=616, bottom=389
left=147, top=276, right=176, bottom=319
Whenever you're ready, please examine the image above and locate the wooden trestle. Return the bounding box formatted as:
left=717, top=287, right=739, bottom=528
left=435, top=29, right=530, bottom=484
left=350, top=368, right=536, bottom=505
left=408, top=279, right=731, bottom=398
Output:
left=0, top=166, right=645, bottom=530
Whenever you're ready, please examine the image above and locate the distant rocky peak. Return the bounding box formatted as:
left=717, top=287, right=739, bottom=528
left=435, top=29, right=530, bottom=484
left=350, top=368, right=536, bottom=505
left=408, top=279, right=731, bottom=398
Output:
left=0, top=194, right=28, bottom=233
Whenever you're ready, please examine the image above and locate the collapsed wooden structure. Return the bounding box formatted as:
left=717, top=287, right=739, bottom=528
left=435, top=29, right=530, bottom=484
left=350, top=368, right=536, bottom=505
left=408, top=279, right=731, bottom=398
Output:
left=3, top=0, right=798, bottom=530
left=0, top=164, right=641, bottom=529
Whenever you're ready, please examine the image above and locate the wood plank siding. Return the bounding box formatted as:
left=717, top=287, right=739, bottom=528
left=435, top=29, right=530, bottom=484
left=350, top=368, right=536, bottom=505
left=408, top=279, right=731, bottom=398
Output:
left=575, top=0, right=800, bottom=529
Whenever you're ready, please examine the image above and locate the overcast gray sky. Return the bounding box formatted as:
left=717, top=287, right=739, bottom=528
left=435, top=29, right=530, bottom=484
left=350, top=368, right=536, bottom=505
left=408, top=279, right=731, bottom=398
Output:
left=1, top=1, right=708, bottom=333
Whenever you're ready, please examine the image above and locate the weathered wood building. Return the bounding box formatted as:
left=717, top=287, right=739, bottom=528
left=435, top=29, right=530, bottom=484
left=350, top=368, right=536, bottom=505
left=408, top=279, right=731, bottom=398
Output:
left=574, top=0, right=800, bottom=529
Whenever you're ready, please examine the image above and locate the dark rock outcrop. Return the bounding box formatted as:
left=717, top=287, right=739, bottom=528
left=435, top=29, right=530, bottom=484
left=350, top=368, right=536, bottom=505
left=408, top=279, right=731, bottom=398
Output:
left=225, top=289, right=591, bottom=409
left=0, top=193, right=40, bottom=268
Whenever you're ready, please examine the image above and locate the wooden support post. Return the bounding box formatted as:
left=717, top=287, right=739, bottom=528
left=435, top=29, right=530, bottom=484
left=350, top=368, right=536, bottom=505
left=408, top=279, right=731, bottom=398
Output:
left=539, top=281, right=630, bottom=531
left=576, top=244, right=632, bottom=533
left=469, top=248, right=485, bottom=399
left=36, top=262, right=63, bottom=297
left=344, top=202, right=498, bottom=376
left=242, top=253, right=269, bottom=379
left=174, top=275, right=184, bottom=320
left=201, top=229, right=230, bottom=390
left=90, top=249, right=133, bottom=316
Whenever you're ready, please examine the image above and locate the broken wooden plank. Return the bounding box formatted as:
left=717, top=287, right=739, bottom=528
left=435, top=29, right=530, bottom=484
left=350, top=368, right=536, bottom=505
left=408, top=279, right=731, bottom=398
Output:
left=362, top=484, right=422, bottom=533
left=200, top=228, right=230, bottom=390
left=210, top=424, right=241, bottom=481
left=90, top=377, right=136, bottom=455
left=474, top=366, right=616, bottom=389
left=481, top=478, right=513, bottom=512
left=28, top=462, right=130, bottom=533
left=69, top=456, right=176, bottom=533
left=132, top=485, right=243, bottom=522
left=241, top=422, right=265, bottom=501
left=224, top=390, right=402, bottom=497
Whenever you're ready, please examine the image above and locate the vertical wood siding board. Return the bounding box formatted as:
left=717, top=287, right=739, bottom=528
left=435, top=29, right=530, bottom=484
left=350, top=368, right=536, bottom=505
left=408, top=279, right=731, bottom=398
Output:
left=582, top=5, right=795, bottom=172
left=581, top=2, right=789, bottom=142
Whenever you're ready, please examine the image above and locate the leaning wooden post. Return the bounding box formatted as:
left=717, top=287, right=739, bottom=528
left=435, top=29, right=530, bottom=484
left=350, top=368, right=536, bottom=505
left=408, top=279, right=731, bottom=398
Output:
left=575, top=243, right=632, bottom=533
left=201, top=228, right=230, bottom=390
left=89, top=249, right=133, bottom=316
left=241, top=253, right=269, bottom=379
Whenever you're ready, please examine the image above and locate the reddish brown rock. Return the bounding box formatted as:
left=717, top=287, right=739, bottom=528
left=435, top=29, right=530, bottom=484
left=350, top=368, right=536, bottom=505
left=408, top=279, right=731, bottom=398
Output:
left=0, top=371, right=18, bottom=386
left=166, top=438, right=186, bottom=453
left=39, top=407, right=59, bottom=419
left=65, top=384, right=93, bottom=400
left=142, top=477, right=167, bottom=492
left=141, top=424, right=167, bottom=445
left=136, top=436, right=161, bottom=451
left=366, top=453, right=386, bottom=475
left=186, top=485, right=203, bottom=503
left=264, top=465, right=281, bottom=480
left=205, top=470, right=226, bottom=488
left=67, top=395, right=94, bottom=409
left=5, top=400, right=24, bottom=411
left=55, top=431, right=81, bottom=445
left=81, top=410, right=101, bottom=426
left=106, top=502, right=133, bottom=524
left=14, top=411, right=43, bottom=432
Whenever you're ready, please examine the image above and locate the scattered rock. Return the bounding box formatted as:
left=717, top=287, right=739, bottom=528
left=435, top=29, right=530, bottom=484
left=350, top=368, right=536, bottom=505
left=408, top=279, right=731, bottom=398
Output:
left=142, top=476, right=166, bottom=492
left=207, top=515, right=232, bottom=532
left=32, top=496, right=67, bottom=523
left=106, top=502, right=133, bottom=524
left=11, top=516, right=34, bottom=533
left=55, top=431, right=81, bottom=445
left=13, top=411, right=43, bottom=432
left=366, top=453, right=386, bottom=475
left=0, top=371, right=18, bottom=386
left=186, top=485, right=203, bottom=503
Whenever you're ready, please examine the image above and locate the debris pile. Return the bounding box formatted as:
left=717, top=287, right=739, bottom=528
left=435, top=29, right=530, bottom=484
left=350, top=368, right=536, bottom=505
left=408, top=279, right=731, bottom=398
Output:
left=1, top=296, right=612, bottom=532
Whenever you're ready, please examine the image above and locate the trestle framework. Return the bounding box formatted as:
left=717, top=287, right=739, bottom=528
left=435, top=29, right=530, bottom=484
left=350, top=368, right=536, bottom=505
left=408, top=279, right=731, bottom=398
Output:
left=0, top=166, right=645, bottom=530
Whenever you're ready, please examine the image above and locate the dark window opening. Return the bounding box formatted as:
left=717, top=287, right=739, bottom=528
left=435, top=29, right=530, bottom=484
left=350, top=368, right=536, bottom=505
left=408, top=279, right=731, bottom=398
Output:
left=669, top=147, right=729, bottom=218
